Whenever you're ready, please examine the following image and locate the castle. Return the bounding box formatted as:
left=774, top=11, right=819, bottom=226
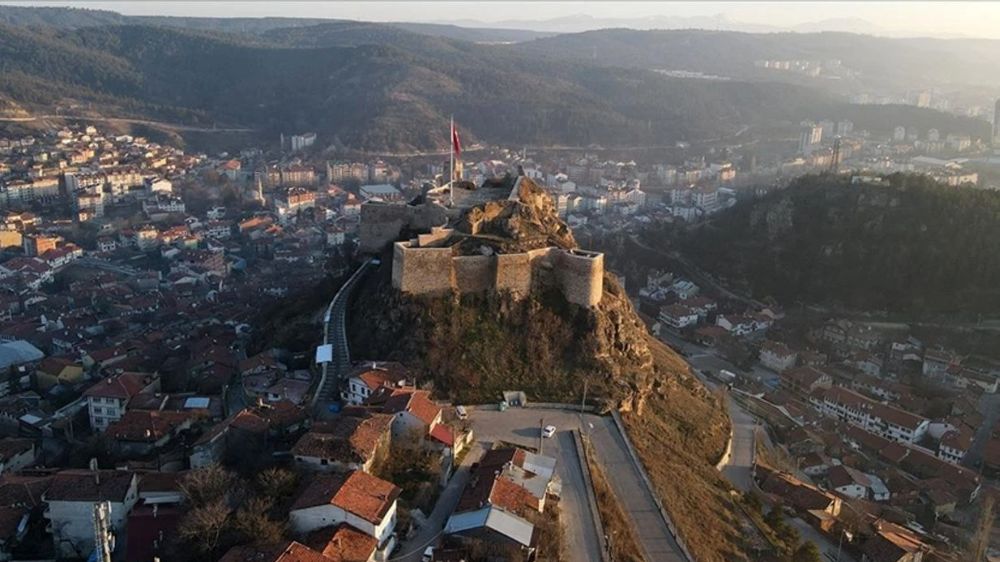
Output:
left=363, top=177, right=605, bottom=308
left=391, top=227, right=604, bottom=307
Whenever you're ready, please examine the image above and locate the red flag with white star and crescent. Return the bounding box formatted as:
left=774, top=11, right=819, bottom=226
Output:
left=451, top=120, right=462, bottom=159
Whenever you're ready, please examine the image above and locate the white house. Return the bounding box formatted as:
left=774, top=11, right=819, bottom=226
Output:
left=289, top=471, right=400, bottom=557
left=341, top=363, right=408, bottom=406
left=760, top=341, right=798, bottom=372
left=83, top=372, right=160, bottom=431
left=827, top=465, right=869, bottom=500
left=43, top=470, right=139, bottom=559
left=372, top=388, right=442, bottom=440
left=658, top=304, right=699, bottom=330
left=0, top=438, right=35, bottom=474
left=938, top=430, right=972, bottom=465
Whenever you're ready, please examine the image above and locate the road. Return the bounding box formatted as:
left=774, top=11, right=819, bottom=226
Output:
left=0, top=114, right=253, bottom=133
left=660, top=333, right=857, bottom=562
left=469, top=408, right=686, bottom=562
left=390, top=446, right=485, bottom=562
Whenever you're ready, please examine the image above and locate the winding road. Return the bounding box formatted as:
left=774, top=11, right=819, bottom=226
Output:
left=0, top=114, right=254, bottom=133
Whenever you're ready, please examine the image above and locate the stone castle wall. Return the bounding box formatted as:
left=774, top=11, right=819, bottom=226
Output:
left=360, top=202, right=449, bottom=254
left=391, top=242, right=453, bottom=295
left=392, top=241, right=603, bottom=307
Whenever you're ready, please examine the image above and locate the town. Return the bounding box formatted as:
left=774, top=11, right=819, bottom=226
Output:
left=0, top=117, right=998, bottom=562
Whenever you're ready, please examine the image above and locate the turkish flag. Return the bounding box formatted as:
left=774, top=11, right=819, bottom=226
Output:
left=451, top=121, right=462, bottom=158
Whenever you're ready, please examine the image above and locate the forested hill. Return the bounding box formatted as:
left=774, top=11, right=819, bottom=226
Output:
left=680, top=174, right=1000, bottom=316
left=0, top=22, right=843, bottom=151
left=0, top=10, right=990, bottom=150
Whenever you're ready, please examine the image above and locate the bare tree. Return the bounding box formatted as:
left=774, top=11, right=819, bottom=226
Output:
left=177, top=500, right=231, bottom=557
left=180, top=464, right=239, bottom=507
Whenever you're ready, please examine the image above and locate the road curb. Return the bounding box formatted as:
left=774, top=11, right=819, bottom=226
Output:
left=571, top=429, right=610, bottom=562
left=610, top=410, right=696, bottom=562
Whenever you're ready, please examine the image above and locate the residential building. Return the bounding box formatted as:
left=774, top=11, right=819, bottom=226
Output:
left=341, top=362, right=409, bottom=406
left=83, top=372, right=160, bottom=431
left=658, top=304, right=699, bottom=330
left=288, top=471, right=401, bottom=556
left=760, top=341, right=798, bottom=372
left=43, top=470, right=139, bottom=559
left=292, top=414, right=393, bottom=473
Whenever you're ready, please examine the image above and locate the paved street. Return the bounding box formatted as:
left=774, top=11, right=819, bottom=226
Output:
left=390, top=446, right=484, bottom=562
left=469, top=408, right=686, bottom=562
left=658, top=333, right=857, bottom=562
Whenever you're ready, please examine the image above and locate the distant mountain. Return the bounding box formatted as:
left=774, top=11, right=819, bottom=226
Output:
left=679, top=173, right=1000, bottom=316
left=513, top=29, right=1000, bottom=92
left=0, top=5, right=552, bottom=43
left=0, top=21, right=855, bottom=151
left=0, top=9, right=988, bottom=151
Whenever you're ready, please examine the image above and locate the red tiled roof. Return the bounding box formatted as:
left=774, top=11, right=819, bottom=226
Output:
left=106, top=410, right=191, bottom=443
left=292, top=415, right=392, bottom=464
left=290, top=471, right=400, bottom=524
left=83, top=372, right=155, bottom=400
left=219, top=541, right=333, bottom=562
left=44, top=470, right=135, bottom=503
left=306, top=524, right=376, bottom=562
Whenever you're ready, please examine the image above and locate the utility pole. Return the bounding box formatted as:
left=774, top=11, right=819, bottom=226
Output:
left=580, top=379, right=588, bottom=413
left=539, top=417, right=545, bottom=455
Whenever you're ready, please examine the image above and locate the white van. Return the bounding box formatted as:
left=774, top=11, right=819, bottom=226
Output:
left=455, top=405, right=468, bottom=420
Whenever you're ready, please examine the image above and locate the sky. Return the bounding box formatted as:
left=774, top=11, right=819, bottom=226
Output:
left=6, top=1, right=1000, bottom=39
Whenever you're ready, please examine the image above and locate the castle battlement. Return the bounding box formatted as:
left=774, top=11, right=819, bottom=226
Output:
left=390, top=228, right=604, bottom=308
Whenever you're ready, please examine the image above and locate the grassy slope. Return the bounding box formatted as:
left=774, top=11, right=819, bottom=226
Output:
left=622, top=335, right=747, bottom=562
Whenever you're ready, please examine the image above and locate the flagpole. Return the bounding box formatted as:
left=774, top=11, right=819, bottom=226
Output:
left=449, top=115, right=454, bottom=207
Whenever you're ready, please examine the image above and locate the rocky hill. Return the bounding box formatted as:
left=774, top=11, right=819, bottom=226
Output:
left=348, top=181, right=744, bottom=559
left=681, top=173, right=1000, bottom=316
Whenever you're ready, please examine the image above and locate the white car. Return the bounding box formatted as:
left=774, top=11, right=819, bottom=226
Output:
left=542, top=425, right=557, bottom=438
left=421, top=546, right=434, bottom=562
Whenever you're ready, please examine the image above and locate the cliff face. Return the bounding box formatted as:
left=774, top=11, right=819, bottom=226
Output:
left=350, top=268, right=656, bottom=410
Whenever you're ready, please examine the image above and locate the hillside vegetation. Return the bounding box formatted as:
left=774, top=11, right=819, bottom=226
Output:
left=681, top=173, right=1000, bottom=316
left=0, top=13, right=987, bottom=151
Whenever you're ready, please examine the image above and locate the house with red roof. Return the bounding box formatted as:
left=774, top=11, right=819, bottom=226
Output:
left=83, top=372, right=159, bottom=431
left=341, top=362, right=409, bottom=406
left=219, top=541, right=331, bottom=562
left=369, top=386, right=443, bottom=442
left=42, top=469, right=138, bottom=559
left=106, top=410, right=194, bottom=458
left=289, top=470, right=401, bottom=556
left=292, top=414, right=393, bottom=473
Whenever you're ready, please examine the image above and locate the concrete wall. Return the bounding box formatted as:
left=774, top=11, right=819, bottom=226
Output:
left=454, top=255, right=494, bottom=294
left=557, top=250, right=604, bottom=308
left=391, top=242, right=453, bottom=295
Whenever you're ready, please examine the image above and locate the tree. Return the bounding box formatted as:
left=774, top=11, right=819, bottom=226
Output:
left=180, top=464, right=239, bottom=507
left=231, top=497, right=285, bottom=546
left=255, top=468, right=298, bottom=501
left=793, top=541, right=822, bottom=562
left=177, top=499, right=231, bottom=558
left=743, top=491, right=763, bottom=514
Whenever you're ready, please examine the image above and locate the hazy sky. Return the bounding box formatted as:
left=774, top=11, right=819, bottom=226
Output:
left=7, top=1, right=1000, bottom=38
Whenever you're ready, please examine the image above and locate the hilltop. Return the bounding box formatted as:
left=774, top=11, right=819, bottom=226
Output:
left=346, top=179, right=747, bottom=560
left=680, top=173, right=1000, bottom=316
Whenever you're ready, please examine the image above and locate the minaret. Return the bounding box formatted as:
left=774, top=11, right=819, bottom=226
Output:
left=255, top=176, right=265, bottom=204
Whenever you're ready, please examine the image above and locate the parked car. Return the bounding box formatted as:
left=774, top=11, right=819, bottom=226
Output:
left=542, top=425, right=556, bottom=438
